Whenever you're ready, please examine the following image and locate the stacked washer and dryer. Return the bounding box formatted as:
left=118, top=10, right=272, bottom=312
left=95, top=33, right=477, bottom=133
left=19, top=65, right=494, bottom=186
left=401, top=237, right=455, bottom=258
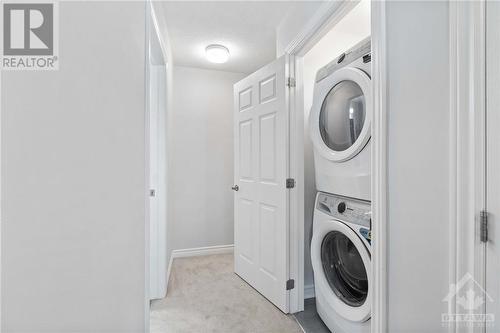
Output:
left=309, top=37, right=372, bottom=333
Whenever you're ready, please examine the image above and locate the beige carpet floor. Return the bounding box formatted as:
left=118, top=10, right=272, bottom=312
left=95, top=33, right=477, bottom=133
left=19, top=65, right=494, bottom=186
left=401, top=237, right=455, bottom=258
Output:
left=150, top=254, right=304, bottom=333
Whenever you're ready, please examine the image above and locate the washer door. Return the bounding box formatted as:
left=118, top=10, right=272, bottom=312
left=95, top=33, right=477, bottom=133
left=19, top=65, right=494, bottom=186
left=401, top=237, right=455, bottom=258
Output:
left=311, top=219, right=371, bottom=322
left=310, top=67, right=372, bottom=162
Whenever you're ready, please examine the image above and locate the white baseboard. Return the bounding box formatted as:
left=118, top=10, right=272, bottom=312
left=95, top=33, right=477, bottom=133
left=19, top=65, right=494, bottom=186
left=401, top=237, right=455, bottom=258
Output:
left=166, top=244, right=234, bottom=293
left=171, top=244, right=234, bottom=258
left=165, top=252, right=175, bottom=293
left=304, top=284, right=315, bottom=299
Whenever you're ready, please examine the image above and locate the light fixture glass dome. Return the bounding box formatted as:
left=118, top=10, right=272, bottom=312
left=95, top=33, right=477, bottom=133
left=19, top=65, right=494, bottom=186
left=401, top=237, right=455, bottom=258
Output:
left=205, top=44, right=230, bottom=64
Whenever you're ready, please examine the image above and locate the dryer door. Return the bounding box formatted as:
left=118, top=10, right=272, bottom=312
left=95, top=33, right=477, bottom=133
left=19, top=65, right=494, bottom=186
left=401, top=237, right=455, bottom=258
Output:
left=310, top=67, right=371, bottom=162
left=311, top=219, right=371, bottom=322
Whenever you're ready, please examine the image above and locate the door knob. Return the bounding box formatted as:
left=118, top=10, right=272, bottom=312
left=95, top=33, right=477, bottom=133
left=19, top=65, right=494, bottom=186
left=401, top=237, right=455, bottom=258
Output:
left=231, top=185, right=239, bottom=191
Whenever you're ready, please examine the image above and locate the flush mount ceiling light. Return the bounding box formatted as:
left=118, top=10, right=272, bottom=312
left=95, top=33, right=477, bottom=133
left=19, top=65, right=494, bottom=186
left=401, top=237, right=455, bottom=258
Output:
left=205, top=44, right=230, bottom=64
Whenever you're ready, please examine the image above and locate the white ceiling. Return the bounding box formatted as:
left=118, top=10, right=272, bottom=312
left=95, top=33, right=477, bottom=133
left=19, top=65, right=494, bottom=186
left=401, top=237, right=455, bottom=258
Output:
left=159, top=1, right=306, bottom=74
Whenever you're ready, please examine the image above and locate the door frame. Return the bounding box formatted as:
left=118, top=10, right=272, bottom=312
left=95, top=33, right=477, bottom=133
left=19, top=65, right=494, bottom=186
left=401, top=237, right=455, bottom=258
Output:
left=144, top=4, right=151, bottom=331
left=449, top=1, right=487, bottom=332
left=148, top=1, right=169, bottom=302
left=370, top=2, right=388, bottom=331
left=145, top=1, right=170, bottom=329
left=282, top=0, right=388, bottom=318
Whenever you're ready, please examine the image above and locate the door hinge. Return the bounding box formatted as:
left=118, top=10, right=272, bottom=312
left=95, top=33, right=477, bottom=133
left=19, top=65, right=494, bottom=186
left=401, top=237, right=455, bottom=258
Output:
left=286, top=279, right=295, bottom=290
left=481, top=210, right=488, bottom=243
left=286, top=178, right=295, bottom=189
left=286, top=77, right=296, bottom=88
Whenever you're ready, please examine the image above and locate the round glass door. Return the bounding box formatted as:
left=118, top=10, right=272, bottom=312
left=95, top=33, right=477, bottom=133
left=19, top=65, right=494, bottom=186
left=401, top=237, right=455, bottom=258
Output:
left=319, top=80, right=366, bottom=152
left=321, top=230, right=368, bottom=307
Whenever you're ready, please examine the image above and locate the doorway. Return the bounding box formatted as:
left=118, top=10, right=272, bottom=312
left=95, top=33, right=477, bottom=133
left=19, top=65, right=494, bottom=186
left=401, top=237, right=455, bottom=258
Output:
left=148, top=4, right=168, bottom=301
left=299, top=0, right=371, bottom=304
left=290, top=1, right=371, bottom=330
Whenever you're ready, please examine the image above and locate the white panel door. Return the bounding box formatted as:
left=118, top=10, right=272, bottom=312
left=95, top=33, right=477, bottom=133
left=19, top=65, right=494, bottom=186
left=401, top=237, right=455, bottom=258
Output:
left=233, top=56, right=290, bottom=312
left=486, top=2, right=500, bottom=331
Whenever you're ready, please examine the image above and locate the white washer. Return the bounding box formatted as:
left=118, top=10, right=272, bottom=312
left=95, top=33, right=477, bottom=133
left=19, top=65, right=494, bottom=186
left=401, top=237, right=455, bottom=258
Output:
left=309, top=38, right=372, bottom=201
left=311, top=192, right=371, bottom=333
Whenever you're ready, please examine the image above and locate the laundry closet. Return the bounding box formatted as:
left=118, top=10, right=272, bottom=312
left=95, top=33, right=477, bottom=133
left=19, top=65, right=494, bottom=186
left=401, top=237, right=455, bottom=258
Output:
left=301, top=0, right=371, bottom=294
left=298, top=1, right=371, bottom=331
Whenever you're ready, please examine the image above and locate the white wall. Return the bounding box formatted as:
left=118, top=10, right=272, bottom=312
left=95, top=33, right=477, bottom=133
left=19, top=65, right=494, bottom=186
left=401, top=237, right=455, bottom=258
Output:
left=170, top=66, right=245, bottom=251
left=385, top=1, right=450, bottom=331
left=1, top=2, right=147, bottom=332
left=302, top=0, right=371, bottom=295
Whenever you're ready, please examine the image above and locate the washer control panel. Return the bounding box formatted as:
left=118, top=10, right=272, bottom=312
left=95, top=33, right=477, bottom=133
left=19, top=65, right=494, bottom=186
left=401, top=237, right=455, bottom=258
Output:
left=316, top=192, right=371, bottom=228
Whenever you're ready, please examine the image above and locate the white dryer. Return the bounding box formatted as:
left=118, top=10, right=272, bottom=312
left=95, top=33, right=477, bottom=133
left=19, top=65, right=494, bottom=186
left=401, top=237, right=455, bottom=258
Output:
left=309, top=38, right=372, bottom=201
left=311, top=192, right=371, bottom=333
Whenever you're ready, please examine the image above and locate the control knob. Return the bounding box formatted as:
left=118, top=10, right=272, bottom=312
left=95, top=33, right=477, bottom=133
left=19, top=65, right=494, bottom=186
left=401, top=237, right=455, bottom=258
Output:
left=337, top=202, right=346, bottom=214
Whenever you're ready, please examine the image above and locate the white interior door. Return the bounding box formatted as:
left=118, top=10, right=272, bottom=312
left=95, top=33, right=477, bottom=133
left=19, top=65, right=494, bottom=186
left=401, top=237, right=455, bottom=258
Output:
left=486, top=2, right=500, bottom=331
left=233, top=56, right=290, bottom=313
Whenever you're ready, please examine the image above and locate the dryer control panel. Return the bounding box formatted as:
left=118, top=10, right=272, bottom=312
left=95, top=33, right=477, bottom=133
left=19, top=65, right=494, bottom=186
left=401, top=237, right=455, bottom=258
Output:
left=316, top=192, right=371, bottom=228
left=316, top=37, right=371, bottom=83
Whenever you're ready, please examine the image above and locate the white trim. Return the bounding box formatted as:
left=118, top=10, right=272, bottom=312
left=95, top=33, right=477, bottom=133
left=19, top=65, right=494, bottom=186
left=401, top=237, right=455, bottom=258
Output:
left=147, top=1, right=169, bottom=304
left=288, top=53, right=305, bottom=314
left=171, top=244, right=234, bottom=258
left=473, top=6, right=487, bottom=332
left=144, top=2, right=151, bottom=332
left=371, top=1, right=387, bottom=332
left=165, top=250, right=175, bottom=292
left=304, top=284, right=315, bottom=299
left=0, top=41, right=2, bottom=333
left=485, top=3, right=500, bottom=331
left=150, top=4, right=168, bottom=64
left=449, top=2, right=487, bottom=332
left=448, top=3, right=458, bottom=331
left=284, top=1, right=360, bottom=56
